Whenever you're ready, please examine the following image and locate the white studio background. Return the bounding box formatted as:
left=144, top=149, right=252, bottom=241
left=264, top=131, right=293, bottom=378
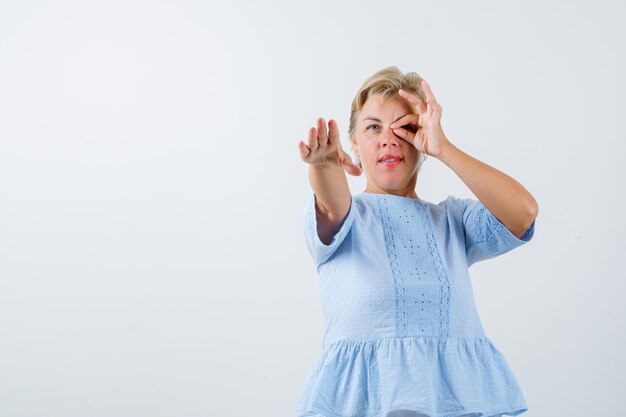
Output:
left=0, top=1, right=624, bottom=416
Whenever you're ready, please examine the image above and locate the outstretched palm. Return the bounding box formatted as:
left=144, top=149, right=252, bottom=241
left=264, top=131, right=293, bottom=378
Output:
left=298, top=117, right=362, bottom=176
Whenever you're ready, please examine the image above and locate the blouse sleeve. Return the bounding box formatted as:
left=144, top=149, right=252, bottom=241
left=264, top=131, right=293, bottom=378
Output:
left=448, top=195, right=536, bottom=267
left=303, top=192, right=356, bottom=270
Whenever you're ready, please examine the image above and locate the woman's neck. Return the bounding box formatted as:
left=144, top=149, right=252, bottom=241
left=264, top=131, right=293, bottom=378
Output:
left=363, top=185, right=419, bottom=200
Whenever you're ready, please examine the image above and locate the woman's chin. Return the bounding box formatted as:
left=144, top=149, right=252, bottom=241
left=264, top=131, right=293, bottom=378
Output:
left=377, top=177, right=408, bottom=189
left=377, top=169, right=406, bottom=181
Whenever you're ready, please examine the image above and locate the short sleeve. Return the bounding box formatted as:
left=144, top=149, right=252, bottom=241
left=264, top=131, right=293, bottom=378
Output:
left=303, top=192, right=356, bottom=269
left=448, top=195, right=536, bottom=267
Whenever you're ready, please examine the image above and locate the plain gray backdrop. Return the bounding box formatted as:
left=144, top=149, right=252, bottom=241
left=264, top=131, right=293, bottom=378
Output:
left=0, top=0, right=624, bottom=416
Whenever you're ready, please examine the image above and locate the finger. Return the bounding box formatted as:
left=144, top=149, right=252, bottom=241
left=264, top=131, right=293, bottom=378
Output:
left=298, top=140, right=311, bottom=159
left=390, top=126, right=415, bottom=143
left=307, top=127, right=319, bottom=151
left=327, top=119, right=340, bottom=145
left=317, top=117, right=329, bottom=145
left=389, top=114, right=419, bottom=130
left=421, top=79, right=437, bottom=103
left=339, top=150, right=363, bottom=177
left=426, top=98, right=441, bottom=117
left=398, top=89, right=427, bottom=114
left=421, top=80, right=442, bottom=116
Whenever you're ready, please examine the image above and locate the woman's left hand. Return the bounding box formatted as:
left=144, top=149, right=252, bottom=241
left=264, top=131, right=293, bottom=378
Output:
left=390, top=79, right=451, bottom=159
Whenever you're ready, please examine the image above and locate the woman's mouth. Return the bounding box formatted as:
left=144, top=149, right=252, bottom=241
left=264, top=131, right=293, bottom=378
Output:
left=379, top=155, right=403, bottom=167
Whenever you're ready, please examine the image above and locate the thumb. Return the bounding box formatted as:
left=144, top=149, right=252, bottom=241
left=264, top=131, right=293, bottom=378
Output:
left=339, top=150, right=363, bottom=177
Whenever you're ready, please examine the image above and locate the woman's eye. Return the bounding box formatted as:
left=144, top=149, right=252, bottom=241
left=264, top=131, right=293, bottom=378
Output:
left=404, top=124, right=418, bottom=134
left=366, top=124, right=380, bottom=132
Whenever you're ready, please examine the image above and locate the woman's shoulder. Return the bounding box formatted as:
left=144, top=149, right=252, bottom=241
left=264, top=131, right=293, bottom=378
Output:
left=424, top=194, right=471, bottom=210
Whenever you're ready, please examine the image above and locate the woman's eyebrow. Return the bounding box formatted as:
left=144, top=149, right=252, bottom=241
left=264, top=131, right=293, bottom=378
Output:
left=363, top=113, right=409, bottom=123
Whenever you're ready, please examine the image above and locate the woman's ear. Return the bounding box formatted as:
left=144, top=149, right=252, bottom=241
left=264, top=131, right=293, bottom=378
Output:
left=350, top=138, right=358, bottom=155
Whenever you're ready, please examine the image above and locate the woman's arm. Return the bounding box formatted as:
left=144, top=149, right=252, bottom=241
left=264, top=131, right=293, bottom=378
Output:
left=385, top=79, right=537, bottom=239
left=309, top=163, right=351, bottom=245
left=299, top=117, right=361, bottom=245
left=437, top=143, right=538, bottom=239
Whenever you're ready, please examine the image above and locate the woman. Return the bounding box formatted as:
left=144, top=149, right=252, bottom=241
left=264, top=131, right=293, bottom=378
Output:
left=296, top=66, right=538, bottom=417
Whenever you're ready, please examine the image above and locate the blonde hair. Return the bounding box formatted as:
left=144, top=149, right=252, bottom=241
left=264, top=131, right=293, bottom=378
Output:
left=348, top=66, right=428, bottom=171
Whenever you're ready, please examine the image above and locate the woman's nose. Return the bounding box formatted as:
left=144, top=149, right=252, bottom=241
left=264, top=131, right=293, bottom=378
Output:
left=381, top=126, right=401, bottom=145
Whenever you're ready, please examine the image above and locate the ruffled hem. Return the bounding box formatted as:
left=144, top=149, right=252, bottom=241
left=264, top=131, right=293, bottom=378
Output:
left=297, top=406, right=527, bottom=417
left=296, top=336, right=528, bottom=417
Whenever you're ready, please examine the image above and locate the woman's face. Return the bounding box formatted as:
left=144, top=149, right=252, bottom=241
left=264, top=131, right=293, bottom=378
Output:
left=352, top=93, right=420, bottom=194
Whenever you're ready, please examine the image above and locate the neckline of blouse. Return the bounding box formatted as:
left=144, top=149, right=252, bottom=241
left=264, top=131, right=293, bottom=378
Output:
left=359, top=191, right=424, bottom=203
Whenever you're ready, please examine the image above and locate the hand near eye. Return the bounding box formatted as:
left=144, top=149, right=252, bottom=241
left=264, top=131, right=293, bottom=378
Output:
left=298, top=117, right=363, bottom=176
left=390, top=80, right=452, bottom=158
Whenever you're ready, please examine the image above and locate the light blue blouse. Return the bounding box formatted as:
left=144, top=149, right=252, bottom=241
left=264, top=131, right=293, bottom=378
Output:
left=297, top=191, right=536, bottom=417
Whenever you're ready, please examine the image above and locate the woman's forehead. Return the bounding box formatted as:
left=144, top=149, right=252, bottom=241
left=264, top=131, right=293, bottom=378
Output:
left=361, top=94, right=412, bottom=119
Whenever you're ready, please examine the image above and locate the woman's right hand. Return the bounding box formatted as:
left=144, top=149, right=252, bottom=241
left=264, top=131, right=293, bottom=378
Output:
left=298, top=117, right=362, bottom=176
